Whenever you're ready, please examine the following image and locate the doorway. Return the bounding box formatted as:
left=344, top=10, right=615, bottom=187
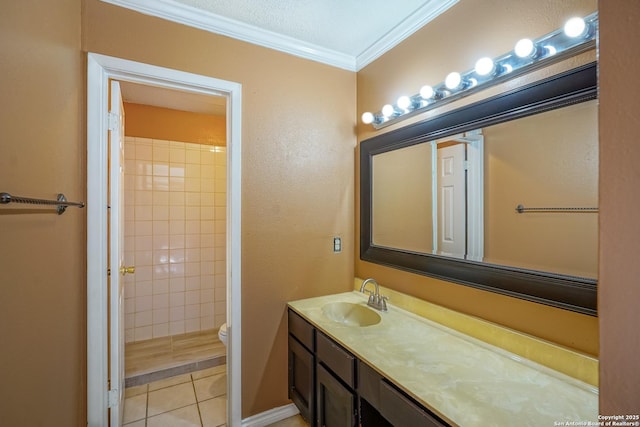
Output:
left=87, top=53, right=242, bottom=426
left=119, top=82, right=228, bottom=386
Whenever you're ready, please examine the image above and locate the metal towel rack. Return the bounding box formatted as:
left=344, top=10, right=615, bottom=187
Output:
left=515, top=204, right=598, bottom=214
left=1, top=192, right=85, bottom=215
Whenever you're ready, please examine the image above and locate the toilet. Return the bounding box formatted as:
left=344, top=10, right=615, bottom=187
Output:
left=218, top=323, right=228, bottom=346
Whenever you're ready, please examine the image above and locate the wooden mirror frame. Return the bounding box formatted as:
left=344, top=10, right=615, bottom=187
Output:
left=360, top=62, right=597, bottom=316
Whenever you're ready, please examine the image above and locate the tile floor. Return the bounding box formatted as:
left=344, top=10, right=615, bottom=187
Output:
left=123, top=364, right=308, bottom=427
left=123, top=365, right=227, bottom=427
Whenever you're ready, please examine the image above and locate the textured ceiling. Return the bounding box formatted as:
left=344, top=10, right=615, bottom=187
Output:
left=175, top=0, right=433, bottom=56
left=101, top=0, right=458, bottom=70
left=111, top=0, right=459, bottom=113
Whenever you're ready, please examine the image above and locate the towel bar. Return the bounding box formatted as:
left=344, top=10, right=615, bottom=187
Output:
left=1, top=192, right=85, bottom=215
left=515, top=204, right=598, bottom=213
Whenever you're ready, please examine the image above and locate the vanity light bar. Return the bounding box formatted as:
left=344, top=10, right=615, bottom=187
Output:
left=362, top=12, right=598, bottom=129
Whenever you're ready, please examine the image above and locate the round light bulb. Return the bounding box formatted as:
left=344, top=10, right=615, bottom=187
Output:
left=397, top=95, right=412, bottom=110
left=361, top=112, right=374, bottom=124
left=419, top=85, right=435, bottom=99
left=514, top=38, right=535, bottom=58
left=445, top=72, right=462, bottom=90
left=381, top=104, right=395, bottom=118
left=564, top=17, right=586, bottom=38
left=475, top=57, right=495, bottom=76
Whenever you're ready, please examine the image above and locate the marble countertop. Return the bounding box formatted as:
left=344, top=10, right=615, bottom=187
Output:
left=288, top=291, right=598, bottom=427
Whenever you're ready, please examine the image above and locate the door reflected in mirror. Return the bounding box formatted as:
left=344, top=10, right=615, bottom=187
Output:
left=371, top=99, right=597, bottom=279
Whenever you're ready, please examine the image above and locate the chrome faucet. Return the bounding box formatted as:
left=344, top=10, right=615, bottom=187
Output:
left=359, top=278, right=388, bottom=312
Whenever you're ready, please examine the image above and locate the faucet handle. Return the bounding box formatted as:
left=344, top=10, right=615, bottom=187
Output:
left=380, top=295, right=389, bottom=311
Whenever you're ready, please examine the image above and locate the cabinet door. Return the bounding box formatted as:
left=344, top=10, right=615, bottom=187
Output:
left=289, top=335, right=315, bottom=424
left=379, top=381, right=449, bottom=427
left=317, top=364, right=356, bottom=427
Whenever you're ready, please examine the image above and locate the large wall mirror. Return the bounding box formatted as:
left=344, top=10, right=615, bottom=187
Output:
left=360, top=63, right=597, bottom=316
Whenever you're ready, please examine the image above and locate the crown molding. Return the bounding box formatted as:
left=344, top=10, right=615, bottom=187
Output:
left=356, top=0, right=459, bottom=70
left=100, top=0, right=457, bottom=72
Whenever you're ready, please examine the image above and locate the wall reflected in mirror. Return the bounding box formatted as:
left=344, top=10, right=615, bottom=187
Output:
left=372, top=99, right=597, bottom=279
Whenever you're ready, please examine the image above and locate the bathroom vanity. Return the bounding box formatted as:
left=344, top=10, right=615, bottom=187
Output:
left=288, top=291, right=597, bottom=427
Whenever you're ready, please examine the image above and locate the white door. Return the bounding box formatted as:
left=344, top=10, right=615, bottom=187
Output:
left=108, top=80, right=128, bottom=426
left=437, top=143, right=466, bottom=258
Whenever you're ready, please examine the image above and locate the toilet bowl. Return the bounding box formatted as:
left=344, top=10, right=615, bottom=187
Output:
left=218, top=323, right=228, bottom=346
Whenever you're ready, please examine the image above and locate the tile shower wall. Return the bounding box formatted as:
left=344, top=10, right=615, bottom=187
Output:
left=123, top=137, right=227, bottom=343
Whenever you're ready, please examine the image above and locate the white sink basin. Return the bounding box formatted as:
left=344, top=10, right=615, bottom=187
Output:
left=321, top=302, right=381, bottom=327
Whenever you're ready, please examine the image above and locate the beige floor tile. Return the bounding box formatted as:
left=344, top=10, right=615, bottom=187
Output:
left=194, top=373, right=226, bottom=402
left=147, top=404, right=202, bottom=427
left=148, top=372, right=193, bottom=391
left=123, top=394, right=147, bottom=424
left=199, top=396, right=227, bottom=427
left=147, top=382, right=197, bottom=417
left=267, top=415, right=309, bottom=427
left=125, top=383, right=148, bottom=398
left=191, top=364, right=226, bottom=380
left=123, top=420, right=146, bottom=427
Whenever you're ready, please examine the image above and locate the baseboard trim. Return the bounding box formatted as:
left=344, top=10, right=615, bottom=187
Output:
left=241, top=403, right=300, bottom=427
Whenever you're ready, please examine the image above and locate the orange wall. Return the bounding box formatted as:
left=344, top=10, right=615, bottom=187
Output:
left=0, top=0, right=85, bottom=425
left=123, top=102, right=226, bottom=145
left=83, top=0, right=356, bottom=417
left=598, top=0, right=640, bottom=414
left=356, top=0, right=599, bottom=356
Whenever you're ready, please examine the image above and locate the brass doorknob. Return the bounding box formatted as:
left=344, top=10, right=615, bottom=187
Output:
left=120, top=266, right=135, bottom=275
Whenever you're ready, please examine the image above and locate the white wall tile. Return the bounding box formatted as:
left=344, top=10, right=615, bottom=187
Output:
left=124, top=137, right=225, bottom=342
left=170, top=305, right=185, bottom=321
left=153, top=323, right=169, bottom=339
left=152, top=293, right=169, bottom=309
left=185, top=318, right=200, bottom=333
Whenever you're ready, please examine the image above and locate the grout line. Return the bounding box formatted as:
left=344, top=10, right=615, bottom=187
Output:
left=145, top=384, right=149, bottom=427
left=192, top=373, right=205, bottom=427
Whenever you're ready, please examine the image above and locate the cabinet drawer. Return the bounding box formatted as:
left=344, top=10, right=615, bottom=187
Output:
left=379, top=380, right=448, bottom=427
left=317, top=332, right=356, bottom=389
left=288, top=309, right=315, bottom=351
left=357, top=360, right=382, bottom=408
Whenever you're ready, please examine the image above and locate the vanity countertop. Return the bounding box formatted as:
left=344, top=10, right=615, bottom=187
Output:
left=288, top=291, right=598, bottom=427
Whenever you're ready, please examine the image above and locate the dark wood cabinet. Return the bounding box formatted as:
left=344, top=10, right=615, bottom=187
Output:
left=316, top=363, right=356, bottom=427
left=288, top=308, right=450, bottom=427
left=358, top=360, right=449, bottom=427
left=288, top=310, right=315, bottom=424
left=316, top=331, right=357, bottom=427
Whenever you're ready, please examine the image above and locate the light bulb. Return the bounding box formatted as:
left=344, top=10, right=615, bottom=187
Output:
left=361, top=112, right=374, bottom=124
left=420, top=85, right=435, bottom=99
left=544, top=45, right=557, bottom=56
left=445, top=72, right=462, bottom=90
left=475, top=57, right=495, bottom=76
left=397, top=96, right=412, bottom=110
left=564, top=17, right=587, bottom=38
left=381, top=104, right=395, bottom=118
left=514, top=38, right=535, bottom=58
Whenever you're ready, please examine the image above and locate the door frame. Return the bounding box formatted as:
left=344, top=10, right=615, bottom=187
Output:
left=87, top=53, right=242, bottom=426
left=430, top=131, right=484, bottom=261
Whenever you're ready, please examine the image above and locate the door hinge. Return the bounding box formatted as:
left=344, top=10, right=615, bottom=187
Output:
left=464, top=160, right=470, bottom=170
left=107, top=389, right=119, bottom=408
left=107, top=268, right=111, bottom=277
left=108, top=112, right=120, bottom=131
